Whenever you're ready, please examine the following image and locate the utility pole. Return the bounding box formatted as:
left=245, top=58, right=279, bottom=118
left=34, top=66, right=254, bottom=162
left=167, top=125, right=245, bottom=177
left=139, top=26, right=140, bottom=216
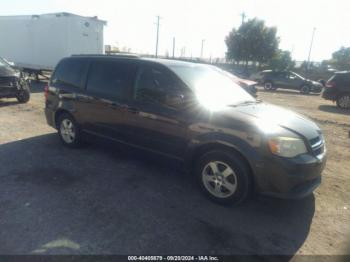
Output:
left=155, top=15, right=161, bottom=58
left=240, top=12, right=246, bottom=25
left=172, top=37, right=175, bottom=58
left=307, top=27, right=316, bottom=70
left=201, top=39, right=205, bottom=58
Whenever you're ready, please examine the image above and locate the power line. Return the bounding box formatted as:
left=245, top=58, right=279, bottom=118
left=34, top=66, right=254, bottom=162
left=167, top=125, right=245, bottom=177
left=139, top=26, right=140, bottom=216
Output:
left=240, top=12, right=246, bottom=25
left=172, top=37, right=175, bottom=58
left=155, top=15, right=161, bottom=58
left=307, top=27, right=316, bottom=70
left=201, top=39, right=205, bottom=58
left=180, top=46, right=186, bottom=57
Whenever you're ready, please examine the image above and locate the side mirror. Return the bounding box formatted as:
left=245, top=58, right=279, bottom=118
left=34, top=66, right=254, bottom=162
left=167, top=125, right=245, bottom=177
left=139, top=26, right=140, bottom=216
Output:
left=165, top=93, right=185, bottom=107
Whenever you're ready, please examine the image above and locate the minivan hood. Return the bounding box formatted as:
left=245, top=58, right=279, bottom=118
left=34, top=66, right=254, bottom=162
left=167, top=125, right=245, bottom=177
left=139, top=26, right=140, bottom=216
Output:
left=232, top=103, right=320, bottom=139
left=305, top=79, right=322, bottom=87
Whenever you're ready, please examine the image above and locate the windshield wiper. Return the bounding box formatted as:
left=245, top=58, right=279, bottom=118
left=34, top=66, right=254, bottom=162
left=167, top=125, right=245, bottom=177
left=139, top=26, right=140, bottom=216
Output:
left=229, top=99, right=262, bottom=107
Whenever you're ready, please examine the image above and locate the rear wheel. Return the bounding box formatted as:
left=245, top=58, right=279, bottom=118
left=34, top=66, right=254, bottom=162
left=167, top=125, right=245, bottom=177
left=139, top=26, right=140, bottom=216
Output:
left=57, top=113, right=83, bottom=148
left=195, top=150, right=252, bottom=205
left=336, top=94, right=350, bottom=109
left=264, top=81, right=273, bottom=91
left=16, top=89, right=30, bottom=103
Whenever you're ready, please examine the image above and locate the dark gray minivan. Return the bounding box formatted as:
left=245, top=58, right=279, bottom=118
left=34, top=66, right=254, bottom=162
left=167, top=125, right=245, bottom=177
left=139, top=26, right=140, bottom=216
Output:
left=45, top=55, right=327, bottom=205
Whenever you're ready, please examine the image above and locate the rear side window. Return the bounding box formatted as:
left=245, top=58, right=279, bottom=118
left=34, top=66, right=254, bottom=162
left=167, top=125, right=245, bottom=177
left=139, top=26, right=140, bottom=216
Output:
left=51, top=58, right=88, bottom=88
left=333, top=73, right=350, bottom=85
left=276, top=72, right=287, bottom=78
left=86, top=60, right=137, bottom=100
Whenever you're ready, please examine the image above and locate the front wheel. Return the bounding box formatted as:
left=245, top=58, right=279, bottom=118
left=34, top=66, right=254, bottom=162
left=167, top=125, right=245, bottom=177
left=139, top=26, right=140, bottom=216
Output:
left=57, top=113, right=83, bottom=148
left=336, top=94, right=350, bottom=109
left=16, top=89, right=30, bottom=103
left=300, top=85, right=310, bottom=94
left=195, top=150, right=252, bottom=205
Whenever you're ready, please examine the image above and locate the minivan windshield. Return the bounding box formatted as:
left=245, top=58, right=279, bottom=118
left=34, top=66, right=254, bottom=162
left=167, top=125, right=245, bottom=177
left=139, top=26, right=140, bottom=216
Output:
left=291, top=72, right=305, bottom=80
left=169, top=64, right=255, bottom=110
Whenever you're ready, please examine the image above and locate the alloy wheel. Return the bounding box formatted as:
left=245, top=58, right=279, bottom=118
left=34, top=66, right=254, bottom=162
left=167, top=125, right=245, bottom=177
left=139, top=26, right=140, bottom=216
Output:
left=202, top=161, right=238, bottom=198
left=60, top=119, right=76, bottom=144
left=338, top=95, right=350, bottom=108
left=264, top=82, right=272, bottom=90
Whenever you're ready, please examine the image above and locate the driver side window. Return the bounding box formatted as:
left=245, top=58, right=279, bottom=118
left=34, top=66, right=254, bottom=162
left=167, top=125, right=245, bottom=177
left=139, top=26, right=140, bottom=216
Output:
left=134, top=65, right=181, bottom=107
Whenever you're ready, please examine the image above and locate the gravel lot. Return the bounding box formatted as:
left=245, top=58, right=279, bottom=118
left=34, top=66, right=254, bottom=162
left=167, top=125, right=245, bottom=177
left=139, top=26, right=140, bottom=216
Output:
left=0, top=82, right=349, bottom=255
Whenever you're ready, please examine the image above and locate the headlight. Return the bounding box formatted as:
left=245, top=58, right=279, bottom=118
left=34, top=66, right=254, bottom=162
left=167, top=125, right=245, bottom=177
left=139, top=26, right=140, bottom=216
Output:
left=268, top=137, right=307, bottom=158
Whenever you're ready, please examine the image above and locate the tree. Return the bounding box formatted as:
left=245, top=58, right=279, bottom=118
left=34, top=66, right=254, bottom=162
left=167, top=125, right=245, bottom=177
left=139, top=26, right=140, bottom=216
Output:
left=330, top=47, right=350, bottom=70
left=269, top=50, right=295, bottom=70
left=225, top=28, right=243, bottom=63
left=225, top=18, right=279, bottom=66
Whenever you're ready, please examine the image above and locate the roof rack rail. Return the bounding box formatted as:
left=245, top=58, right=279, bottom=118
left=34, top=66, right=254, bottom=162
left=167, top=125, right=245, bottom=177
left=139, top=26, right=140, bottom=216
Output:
left=71, top=53, right=140, bottom=58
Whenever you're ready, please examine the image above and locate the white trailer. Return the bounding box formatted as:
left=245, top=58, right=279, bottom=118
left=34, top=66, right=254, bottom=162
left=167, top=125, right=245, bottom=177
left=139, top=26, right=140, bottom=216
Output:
left=0, top=12, right=106, bottom=79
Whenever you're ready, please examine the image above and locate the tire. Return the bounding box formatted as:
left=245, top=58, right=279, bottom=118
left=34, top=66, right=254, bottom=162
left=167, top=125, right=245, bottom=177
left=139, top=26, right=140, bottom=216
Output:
left=195, top=150, right=252, bottom=205
left=57, top=113, right=83, bottom=148
left=336, top=94, right=350, bottom=109
left=264, top=81, right=273, bottom=91
left=16, top=89, right=30, bottom=103
left=300, top=85, right=310, bottom=94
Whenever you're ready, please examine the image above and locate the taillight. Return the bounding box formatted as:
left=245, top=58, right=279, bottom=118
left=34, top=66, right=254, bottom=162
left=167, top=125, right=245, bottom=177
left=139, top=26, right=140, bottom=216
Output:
left=326, top=81, right=336, bottom=88
left=44, top=84, right=49, bottom=100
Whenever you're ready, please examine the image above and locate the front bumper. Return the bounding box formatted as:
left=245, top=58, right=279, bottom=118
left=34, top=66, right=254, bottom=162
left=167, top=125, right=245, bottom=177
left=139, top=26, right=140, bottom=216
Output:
left=0, top=76, right=29, bottom=97
left=0, top=89, right=18, bottom=97
left=255, top=153, right=326, bottom=199
left=311, top=85, right=323, bottom=93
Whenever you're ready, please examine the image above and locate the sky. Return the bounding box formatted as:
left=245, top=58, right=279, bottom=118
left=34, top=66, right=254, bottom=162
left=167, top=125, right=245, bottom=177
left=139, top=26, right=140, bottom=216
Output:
left=1, top=0, right=349, bottom=61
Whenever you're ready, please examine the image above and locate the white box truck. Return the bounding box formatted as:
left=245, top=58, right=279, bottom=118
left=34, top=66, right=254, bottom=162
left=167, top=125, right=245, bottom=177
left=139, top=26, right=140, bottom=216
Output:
left=0, top=12, right=106, bottom=78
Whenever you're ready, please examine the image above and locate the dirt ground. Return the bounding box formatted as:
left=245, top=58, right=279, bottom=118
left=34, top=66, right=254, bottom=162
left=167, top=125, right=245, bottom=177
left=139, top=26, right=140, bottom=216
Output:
left=0, top=83, right=349, bottom=256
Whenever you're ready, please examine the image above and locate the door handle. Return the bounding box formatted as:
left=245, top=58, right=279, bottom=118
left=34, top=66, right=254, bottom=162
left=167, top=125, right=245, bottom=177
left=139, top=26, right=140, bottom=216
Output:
left=109, top=102, right=119, bottom=108
left=77, top=94, right=93, bottom=103
left=58, top=91, right=76, bottom=99
left=109, top=103, right=138, bottom=114
left=109, top=102, right=127, bottom=110
left=126, top=107, right=139, bottom=114
left=109, top=102, right=138, bottom=113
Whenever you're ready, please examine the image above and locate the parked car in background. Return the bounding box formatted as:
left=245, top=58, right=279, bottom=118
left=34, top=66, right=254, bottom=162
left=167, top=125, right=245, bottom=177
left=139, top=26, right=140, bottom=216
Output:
left=255, top=70, right=323, bottom=94
left=250, top=70, right=271, bottom=83
left=45, top=56, right=326, bottom=205
left=236, top=77, right=258, bottom=98
left=222, top=69, right=258, bottom=97
left=0, top=57, right=30, bottom=103
left=322, top=71, right=350, bottom=109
